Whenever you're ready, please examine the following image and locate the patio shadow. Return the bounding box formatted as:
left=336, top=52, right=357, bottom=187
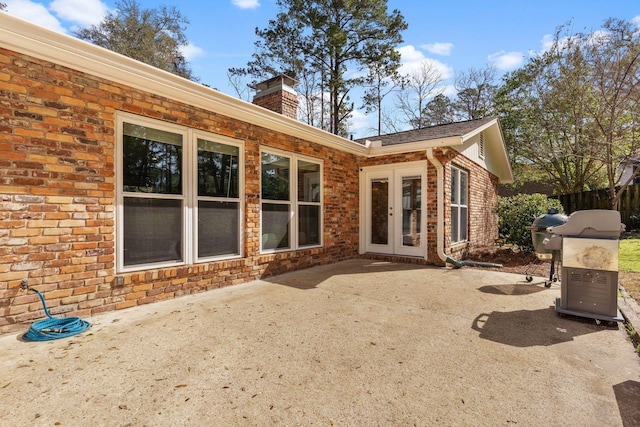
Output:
left=261, top=259, right=435, bottom=290
left=613, top=380, right=640, bottom=427
left=471, top=307, right=612, bottom=347
left=478, top=283, right=548, bottom=296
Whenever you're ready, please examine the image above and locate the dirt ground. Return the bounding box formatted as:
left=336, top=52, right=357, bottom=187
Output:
left=1, top=260, right=639, bottom=426
left=465, top=247, right=640, bottom=304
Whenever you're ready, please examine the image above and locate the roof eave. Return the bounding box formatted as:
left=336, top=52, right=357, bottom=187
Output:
left=460, top=117, right=498, bottom=142
left=365, top=136, right=464, bottom=157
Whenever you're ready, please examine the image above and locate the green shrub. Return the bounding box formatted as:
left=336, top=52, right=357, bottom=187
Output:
left=629, top=210, right=640, bottom=231
left=496, top=194, right=564, bottom=251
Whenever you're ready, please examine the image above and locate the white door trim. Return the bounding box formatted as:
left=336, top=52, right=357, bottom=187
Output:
left=360, top=162, right=427, bottom=258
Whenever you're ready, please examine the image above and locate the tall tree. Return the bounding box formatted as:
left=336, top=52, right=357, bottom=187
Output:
left=75, top=0, right=195, bottom=80
left=584, top=18, right=640, bottom=208
left=227, top=68, right=252, bottom=101
left=452, top=65, right=498, bottom=120
left=234, top=0, right=407, bottom=136
left=361, top=60, right=404, bottom=136
left=423, top=94, right=455, bottom=126
left=395, top=61, right=443, bottom=129
left=496, top=19, right=640, bottom=201
left=496, top=31, right=603, bottom=194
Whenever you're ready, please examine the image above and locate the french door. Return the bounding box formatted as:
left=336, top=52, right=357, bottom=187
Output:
left=363, top=165, right=426, bottom=257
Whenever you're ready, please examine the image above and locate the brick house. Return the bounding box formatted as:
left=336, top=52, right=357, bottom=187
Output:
left=0, top=14, right=513, bottom=333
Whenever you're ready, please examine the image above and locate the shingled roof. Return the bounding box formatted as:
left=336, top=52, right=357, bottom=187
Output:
left=356, top=117, right=497, bottom=146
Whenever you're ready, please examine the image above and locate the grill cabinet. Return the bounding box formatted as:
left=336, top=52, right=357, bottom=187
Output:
left=545, top=210, right=625, bottom=322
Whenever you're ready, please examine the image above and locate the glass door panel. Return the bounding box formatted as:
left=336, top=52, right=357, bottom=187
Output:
left=370, top=178, right=389, bottom=245
left=401, top=176, right=421, bottom=248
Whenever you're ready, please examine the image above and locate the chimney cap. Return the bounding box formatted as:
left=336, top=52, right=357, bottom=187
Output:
left=253, top=74, right=298, bottom=91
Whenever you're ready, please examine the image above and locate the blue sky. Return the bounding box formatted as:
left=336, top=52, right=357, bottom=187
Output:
left=5, top=0, right=640, bottom=137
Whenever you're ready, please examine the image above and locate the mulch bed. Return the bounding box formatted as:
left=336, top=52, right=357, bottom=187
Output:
left=464, top=246, right=640, bottom=306
left=463, top=247, right=551, bottom=275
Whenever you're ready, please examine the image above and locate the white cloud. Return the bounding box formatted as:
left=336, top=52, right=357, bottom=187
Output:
left=440, top=84, right=457, bottom=97
left=540, top=34, right=555, bottom=52
left=232, top=0, right=260, bottom=9
left=488, top=50, right=524, bottom=71
left=421, top=42, right=453, bottom=56
left=347, top=109, right=374, bottom=138
left=632, top=16, right=640, bottom=28
left=397, top=45, right=454, bottom=80
left=5, top=0, right=66, bottom=33
left=181, top=42, right=205, bottom=61
left=587, top=30, right=609, bottom=45
left=50, top=0, right=108, bottom=27
left=397, top=45, right=424, bottom=63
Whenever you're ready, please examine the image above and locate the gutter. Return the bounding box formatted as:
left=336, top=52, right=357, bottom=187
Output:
left=426, top=149, right=502, bottom=269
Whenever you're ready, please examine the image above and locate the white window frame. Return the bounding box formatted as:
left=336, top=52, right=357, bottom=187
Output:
left=116, top=112, right=244, bottom=273
left=260, top=147, right=323, bottom=253
left=450, top=166, right=469, bottom=244
left=192, top=130, right=244, bottom=263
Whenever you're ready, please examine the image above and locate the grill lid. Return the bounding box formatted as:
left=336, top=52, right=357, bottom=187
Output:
left=547, top=209, right=625, bottom=238
left=530, top=208, right=568, bottom=231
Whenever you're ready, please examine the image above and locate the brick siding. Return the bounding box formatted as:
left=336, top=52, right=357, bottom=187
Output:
left=445, top=152, right=500, bottom=260
left=0, top=48, right=359, bottom=333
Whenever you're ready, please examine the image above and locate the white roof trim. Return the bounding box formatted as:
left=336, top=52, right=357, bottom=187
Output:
left=460, top=118, right=497, bottom=142
left=364, top=136, right=464, bottom=156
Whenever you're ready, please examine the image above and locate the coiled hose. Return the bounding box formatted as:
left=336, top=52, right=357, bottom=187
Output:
left=21, top=285, right=91, bottom=342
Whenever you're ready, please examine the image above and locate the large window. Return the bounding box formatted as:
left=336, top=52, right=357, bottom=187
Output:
left=450, top=166, right=468, bottom=244
left=261, top=150, right=322, bottom=251
left=117, top=114, right=243, bottom=271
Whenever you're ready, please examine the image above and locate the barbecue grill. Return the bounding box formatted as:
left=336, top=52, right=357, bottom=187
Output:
left=525, top=208, right=568, bottom=287
left=545, top=210, right=625, bottom=323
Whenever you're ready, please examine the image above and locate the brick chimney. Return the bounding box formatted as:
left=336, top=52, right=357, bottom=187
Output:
left=252, top=74, right=299, bottom=120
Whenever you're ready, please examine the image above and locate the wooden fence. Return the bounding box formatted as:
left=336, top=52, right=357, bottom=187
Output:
left=558, top=183, right=640, bottom=227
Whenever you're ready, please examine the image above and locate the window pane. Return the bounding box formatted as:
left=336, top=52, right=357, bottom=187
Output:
left=298, top=160, right=321, bottom=202
left=198, top=139, right=239, bottom=198
left=123, top=123, right=182, bottom=194
left=451, top=206, right=459, bottom=243
left=450, top=169, right=458, bottom=203
left=198, top=201, right=239, bottom=258
left=262, top=203, right=290, bottom=250
left=460, top=206, right=468, bottom=241
left=460, top=170, right=468, bottom=205
left=261, top=153, right=290, bottom=200
left=371, top=178, right=389, bottom=245
left=299, top=205, right=320, bottom=246
left=123, top=197, right=182, bottom=266
left=402, top=176, right=421, bottom=247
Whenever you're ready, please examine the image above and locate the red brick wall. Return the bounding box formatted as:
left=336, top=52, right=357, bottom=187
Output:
left=0, top=48, right=359, bottom=333
left=360, top=150, right=499, bottom=264
left=444, top=151, right=500, bottom=260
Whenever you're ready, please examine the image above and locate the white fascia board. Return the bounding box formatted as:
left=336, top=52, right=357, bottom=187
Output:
left=460, top=118, right=498, bottom=142
left=460, top=119, right=515, bottom=183
left=482, top=120, right=514, bottom=183
left=0, top=14, right=367, bottom=156
left=365, top=136, right=463, bottom=156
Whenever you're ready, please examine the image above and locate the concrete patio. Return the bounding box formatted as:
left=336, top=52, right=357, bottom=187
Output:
left=1, top=259, right=639, bottom=426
